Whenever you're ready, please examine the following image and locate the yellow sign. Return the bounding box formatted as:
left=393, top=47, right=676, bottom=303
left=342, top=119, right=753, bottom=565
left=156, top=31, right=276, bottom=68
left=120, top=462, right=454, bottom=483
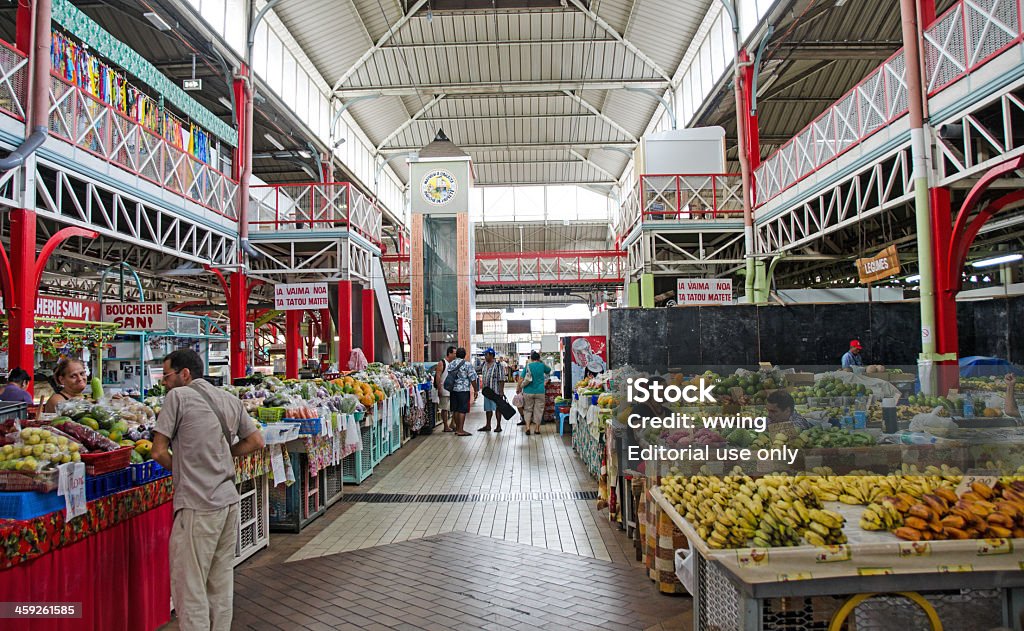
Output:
left=776, top=572, right=813, bottom=582
left=898, top=542, right=931, bottom=557
left=857, top=567, right=894, bottom=576
left=814, top=545, right=851, bottom=563
left=856, top=245, right=901, bottom=284
left=736, top=548, right=769, bottom=567
left=937, top=564, right=974, bottom=573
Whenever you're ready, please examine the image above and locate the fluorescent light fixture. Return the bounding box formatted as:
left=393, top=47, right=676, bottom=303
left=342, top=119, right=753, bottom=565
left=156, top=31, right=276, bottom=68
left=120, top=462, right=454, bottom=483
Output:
left=264, top=133, right=285, bottom=151
left=905, top=274, right=921, bottom=283
left=143, top=12, right=172, bottom=32
left=332, top=138, right=347, bottom=149
left=970, top=253, right=1022, bottom=268
left=297, top=150, right=311, bottom=159
left=217, top=96, right=232, bottom=109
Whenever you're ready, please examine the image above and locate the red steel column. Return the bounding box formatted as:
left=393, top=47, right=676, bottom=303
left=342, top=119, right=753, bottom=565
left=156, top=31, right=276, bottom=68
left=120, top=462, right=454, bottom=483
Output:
left=739, top=49, right=761, bottom=171
left=930, top=187, right=958, bottom=394
left=319, top=308, right=332, bottom=366
left=337, top=281, right=353, bottom=370
left=14, top=0, right=31, bottom=55
left=227, top=271, right=248, bottom=380
left=8, top=209, right=37, bottom=388
left=361, top=288, right=375, bottom=363
left=285, top=309, right=301, bottom=379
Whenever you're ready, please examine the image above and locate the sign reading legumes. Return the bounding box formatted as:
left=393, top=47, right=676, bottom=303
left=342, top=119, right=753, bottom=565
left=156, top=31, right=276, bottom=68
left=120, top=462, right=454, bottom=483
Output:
left=676, top=279, right=733, bottom=305
left=274, top=283, right=329, bottom=310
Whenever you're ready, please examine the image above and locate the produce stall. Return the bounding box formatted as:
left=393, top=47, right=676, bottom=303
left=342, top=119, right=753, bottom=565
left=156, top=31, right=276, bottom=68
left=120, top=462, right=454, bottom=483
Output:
left=651, top=475, right=1024, bottom=630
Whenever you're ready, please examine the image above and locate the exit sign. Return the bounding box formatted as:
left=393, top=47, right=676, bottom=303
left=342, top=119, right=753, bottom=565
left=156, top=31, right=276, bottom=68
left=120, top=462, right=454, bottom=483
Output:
left=182, top=78, right=202, bottom=91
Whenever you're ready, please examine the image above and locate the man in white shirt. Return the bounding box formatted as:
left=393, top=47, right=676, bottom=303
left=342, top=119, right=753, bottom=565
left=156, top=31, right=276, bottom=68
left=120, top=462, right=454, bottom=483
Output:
left=434, top=346, right=456, bottom=432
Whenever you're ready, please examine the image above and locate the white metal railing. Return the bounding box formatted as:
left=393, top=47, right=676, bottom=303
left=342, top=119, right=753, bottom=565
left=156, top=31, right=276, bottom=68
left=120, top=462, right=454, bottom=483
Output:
left=475, top=251, right=625, bottom=286
left=248, top=182, right=382, bottom=243
left=46, top=73, right=238, bottom=220
left=754, top=0, right=1021, bottom=207
left=0, top=41, right=27, bottom=121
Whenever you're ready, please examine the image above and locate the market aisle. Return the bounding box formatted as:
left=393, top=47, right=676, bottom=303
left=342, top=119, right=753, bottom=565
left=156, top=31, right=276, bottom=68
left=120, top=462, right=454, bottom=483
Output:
left=219, top=395, right=694, bottom=630
left=288, top=393, right=611, bottom=561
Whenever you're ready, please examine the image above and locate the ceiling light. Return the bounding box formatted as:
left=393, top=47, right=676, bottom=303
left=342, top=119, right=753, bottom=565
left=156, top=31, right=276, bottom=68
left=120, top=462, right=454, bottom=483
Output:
left=297, top=150, right=311, bottom=159
left=332, top=138, right=347, bottom=149
left=905, top=274, right=920, bottom=283
left=264, top=133, right=285, bottom=151
left=143, top=12, right=172, bottom=32
left=217, top=96, right=232, bottom=109
left=970, top=253, right=1022, bottom=268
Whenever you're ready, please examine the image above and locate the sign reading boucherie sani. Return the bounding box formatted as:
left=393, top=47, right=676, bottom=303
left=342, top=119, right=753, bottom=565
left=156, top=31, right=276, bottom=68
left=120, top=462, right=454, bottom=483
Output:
left=676, top=279, right=733, bottom=304
left=274, top=283, right=329, bottom=310
left=101, top=302, right=167, bottom=330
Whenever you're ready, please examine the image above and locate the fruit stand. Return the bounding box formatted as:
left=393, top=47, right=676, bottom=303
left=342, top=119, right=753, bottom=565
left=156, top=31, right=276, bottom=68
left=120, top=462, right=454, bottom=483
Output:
left=650, top=477, right=1024, bottom=630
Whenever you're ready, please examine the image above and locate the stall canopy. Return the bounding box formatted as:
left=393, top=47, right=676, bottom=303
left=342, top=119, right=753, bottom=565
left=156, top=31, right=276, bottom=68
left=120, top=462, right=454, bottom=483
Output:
left=958, top=356, right=1024, bottom=377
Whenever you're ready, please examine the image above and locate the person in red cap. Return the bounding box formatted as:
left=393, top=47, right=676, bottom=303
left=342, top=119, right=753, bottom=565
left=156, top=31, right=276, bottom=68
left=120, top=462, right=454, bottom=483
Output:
left=842, top=340, right=864, bottom=370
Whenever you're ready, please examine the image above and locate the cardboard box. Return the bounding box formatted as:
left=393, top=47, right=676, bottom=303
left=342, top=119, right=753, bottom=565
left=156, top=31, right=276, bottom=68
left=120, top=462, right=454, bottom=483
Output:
left=786, top=372, right=817, bottom=386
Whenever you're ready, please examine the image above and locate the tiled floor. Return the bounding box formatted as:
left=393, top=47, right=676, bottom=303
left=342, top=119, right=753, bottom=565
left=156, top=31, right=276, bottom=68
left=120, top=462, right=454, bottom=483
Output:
left=163, top=393, right=693, bottom=630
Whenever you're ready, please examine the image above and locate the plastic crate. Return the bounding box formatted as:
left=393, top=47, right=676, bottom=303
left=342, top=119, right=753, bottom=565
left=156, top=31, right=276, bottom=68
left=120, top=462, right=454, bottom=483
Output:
left=81, top=446, right=133, bottom=476
left=342, top=424, right=374, bottom=484
left=257, top=407, right=285, bottom=423
left=0, top=490, right=65, bottom=520
left=0, top=469, right=59, bottom=493
left=86, top=467, right=132, bottom=501
left=130, top=460, right=170, bottom=486
left=269, top=453, right=325, bottom=533
left=235, top=474, right=269, bottom=566
left=284, top=417, right=321, bottom=436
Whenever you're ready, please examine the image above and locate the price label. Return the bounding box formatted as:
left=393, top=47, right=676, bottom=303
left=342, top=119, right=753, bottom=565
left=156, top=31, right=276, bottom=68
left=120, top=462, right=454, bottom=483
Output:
left=955, top=473, right=998, bottom=497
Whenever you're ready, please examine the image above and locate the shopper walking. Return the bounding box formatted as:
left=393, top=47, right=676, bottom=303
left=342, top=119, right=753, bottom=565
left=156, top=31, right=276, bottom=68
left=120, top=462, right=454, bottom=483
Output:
left=478, top=348, right=506, bottom=432
left=446, top=347, right=479, bottom=436
left=151, top=349, right=265, bottom=631
left=43, top=358, right=89, bottom=413
left=434, top=346, right=456, bottom=432
left=519, top=351, right=550, bottom=435
left=0, top=368, right=33, bottom=404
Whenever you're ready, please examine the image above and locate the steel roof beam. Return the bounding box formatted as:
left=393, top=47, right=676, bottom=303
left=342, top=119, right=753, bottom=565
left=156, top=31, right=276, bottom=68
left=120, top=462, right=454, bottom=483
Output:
left=381, top=141, right=634, bottom=152
left=375, top=94, right=446, bottom=151
left=772, top=42, right=901, bottom=60
left=564, top=0, right=672, bottom=83
left=569, top=149, right=620, bottom=182
left=381, top=37, right=617, bottom=48
left=418, top=112, right=598, bottom=121
left=332, top=0, right=430, bottom=91
left=562, top=90, right=638, bottom=143
left=335, top=80, right=668, bottom=97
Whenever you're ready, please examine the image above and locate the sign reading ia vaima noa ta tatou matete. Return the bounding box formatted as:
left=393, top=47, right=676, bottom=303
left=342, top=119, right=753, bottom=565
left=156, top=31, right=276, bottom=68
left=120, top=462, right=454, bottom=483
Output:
left=275, top=283, right=329, bottom=310
left=676, top=279, right=733, bottom=305
left=101, top=302, right=168, bottom=330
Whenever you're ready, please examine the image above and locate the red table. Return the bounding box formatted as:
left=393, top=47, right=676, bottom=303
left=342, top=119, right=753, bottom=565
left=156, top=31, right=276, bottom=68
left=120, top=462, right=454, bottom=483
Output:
left=0, top=480, right=173, bottom=631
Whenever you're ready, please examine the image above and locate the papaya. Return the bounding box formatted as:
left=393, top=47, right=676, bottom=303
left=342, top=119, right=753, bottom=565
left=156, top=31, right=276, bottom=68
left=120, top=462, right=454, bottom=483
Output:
left=90, top=376, right=104, bottom=401
left=129, top=450, right=144, bottom=464
left=80, top=417, right=100, bottom=431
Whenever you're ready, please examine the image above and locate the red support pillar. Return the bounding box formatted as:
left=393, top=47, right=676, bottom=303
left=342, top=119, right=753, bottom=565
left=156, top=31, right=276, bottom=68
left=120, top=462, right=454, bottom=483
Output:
left=930, top=187, right=958, bottom=395
left=285, top=309, right=301, bottom=379
left=361, top=288, right=375, bottom=363
left=739, top=49, right=761, bottom=171
left=337, top=281, right=353, bottom=370
left=227, top=271, right=248, bottom=380
left=14, top=1, right=32, bottom=55
left=7, top=209, right=37, bottom=388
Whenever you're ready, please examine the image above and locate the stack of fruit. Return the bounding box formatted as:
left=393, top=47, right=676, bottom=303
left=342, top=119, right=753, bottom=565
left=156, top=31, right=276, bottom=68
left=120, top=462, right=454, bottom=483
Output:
left=0, top=427, right=83, bottom=472
left=330, top=376, right=386, bottom=409
left=792, top=377, right=868, bottom=404
left=862, top=481, right=1024, bottom=540
left=659, top=475, right=846, bottom=548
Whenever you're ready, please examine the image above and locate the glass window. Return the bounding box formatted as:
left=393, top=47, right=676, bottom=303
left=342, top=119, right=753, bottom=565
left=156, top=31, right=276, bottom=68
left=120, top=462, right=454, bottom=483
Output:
left=265, top=31, right=282, bottom=91
left=281, top=54, right=297, bottom=109
left=200, top=0, right=225, bottom=33
left=224, top=0, right=245, bottom=53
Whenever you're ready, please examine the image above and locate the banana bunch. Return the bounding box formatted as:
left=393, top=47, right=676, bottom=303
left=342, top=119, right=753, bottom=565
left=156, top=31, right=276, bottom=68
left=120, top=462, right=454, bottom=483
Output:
left=659, top=475, right=846, bottom=549
left=873, top=481, right=1024, bottom=541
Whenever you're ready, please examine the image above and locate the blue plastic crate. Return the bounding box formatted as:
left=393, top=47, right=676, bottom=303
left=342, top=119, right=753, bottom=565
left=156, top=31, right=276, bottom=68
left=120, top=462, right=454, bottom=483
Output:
left=0, top=490, right=65, bottom=520
left=285, top=417, right=322, bottom=436
left=86, top=468, right=132, bottom=501
left=130, top=460, right=170, bottom=486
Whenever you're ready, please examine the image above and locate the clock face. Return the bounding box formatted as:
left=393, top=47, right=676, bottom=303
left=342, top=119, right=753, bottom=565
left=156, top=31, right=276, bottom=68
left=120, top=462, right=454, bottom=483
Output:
left=422, top=169, right=457, bottom=205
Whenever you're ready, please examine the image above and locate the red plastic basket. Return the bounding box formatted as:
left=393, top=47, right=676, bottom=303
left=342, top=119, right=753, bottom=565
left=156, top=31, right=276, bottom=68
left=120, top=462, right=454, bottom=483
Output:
left=81, top=446, right=133, bottom=476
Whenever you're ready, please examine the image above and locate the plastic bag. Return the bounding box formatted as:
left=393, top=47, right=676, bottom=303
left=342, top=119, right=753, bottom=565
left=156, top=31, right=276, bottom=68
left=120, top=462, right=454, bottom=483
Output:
left=344, top=416, right=362, bottom=452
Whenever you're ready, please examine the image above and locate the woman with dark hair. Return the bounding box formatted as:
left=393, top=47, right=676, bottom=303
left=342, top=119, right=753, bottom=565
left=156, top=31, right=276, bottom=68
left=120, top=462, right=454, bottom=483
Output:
left=0, top=368, right=33, bottom=404
left=519, top=350, right=551, bottom=435
left=43, top=358, right=89, bottom=413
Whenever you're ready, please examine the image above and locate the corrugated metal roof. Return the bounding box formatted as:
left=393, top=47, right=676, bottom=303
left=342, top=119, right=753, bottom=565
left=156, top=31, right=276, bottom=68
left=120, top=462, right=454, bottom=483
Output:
left=271, top=0, right=715, bottom=186
left=475, top=221, right=612, bottom=253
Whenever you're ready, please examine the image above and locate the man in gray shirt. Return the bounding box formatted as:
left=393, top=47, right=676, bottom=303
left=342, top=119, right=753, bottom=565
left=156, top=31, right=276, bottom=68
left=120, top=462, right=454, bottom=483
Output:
left=152, top=349, right=265, bottom=631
